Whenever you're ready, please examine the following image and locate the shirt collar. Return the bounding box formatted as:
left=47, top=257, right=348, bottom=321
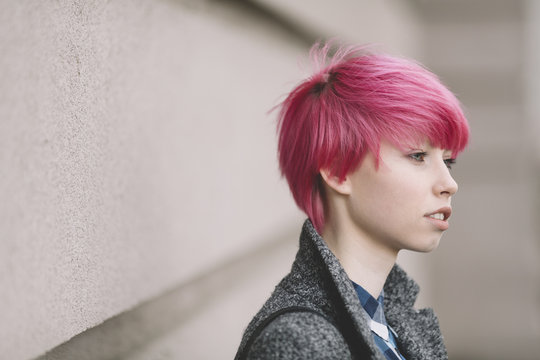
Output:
left=351, top=280, right=388, bottom=326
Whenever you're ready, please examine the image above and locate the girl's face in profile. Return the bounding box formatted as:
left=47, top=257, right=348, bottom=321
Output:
left=346, top=139, right=458, bottom=254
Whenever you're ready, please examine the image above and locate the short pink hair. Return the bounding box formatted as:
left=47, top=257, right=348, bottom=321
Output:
left=277, top=43, right=469, bottom=233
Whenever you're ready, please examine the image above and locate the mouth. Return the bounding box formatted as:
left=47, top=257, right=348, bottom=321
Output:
left=425, top=207, right=452, bottom=221
left=424, top=207, right=452, bottom=230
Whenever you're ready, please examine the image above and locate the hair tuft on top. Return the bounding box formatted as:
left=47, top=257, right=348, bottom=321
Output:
left=277, top=41, right=469, bottom=233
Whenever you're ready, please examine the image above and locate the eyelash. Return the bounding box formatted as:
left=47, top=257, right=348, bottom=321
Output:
left=444, top=158, right=456, bottom=169
left=408, top=152, right=456, bottom=169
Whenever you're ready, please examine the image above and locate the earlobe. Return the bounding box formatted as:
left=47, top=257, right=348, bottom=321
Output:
left=320, top=169, right=352, bottom=195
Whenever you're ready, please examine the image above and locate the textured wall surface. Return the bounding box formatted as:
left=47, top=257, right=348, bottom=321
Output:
left=0, top=1, right=307, bottom=358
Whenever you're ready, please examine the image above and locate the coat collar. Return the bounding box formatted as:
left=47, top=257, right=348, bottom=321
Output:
left=298, top=219, right=448, bottom=360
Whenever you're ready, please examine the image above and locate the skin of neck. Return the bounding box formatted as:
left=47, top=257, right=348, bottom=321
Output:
left=321, top=191, right=398, bottom=298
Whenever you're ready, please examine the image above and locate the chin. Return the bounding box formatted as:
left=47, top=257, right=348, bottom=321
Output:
left=408, top=236, right=442, bottom=253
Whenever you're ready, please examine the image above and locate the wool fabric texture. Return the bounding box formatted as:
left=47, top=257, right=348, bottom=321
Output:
left=235, top=219, right=448, bottom=360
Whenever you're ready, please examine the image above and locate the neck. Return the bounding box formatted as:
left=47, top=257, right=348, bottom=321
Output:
left=321, top=218, right=398, bottom=298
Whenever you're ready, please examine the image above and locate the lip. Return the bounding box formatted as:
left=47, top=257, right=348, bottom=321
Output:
left=424, top=206, right=452, bottom=231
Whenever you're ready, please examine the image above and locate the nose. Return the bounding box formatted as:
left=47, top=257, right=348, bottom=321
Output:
left=434, top=162, right=458, bottom=197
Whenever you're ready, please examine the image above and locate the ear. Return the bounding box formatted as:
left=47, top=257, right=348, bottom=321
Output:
left=320, top=168, right=352, bottom=195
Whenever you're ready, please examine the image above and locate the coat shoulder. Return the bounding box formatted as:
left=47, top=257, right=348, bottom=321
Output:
left=246, top=311, right=352, bottom=360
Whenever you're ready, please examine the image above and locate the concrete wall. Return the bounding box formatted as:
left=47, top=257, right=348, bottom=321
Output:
left=0, top=1, right=305, bottom=358
left=0, top=1, right=423, bottom=359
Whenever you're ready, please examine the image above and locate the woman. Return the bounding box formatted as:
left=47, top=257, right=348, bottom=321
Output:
left=235, top=42, right=469, bottom=360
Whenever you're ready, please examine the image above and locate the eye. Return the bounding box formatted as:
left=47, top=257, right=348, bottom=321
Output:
left=409, top=152, right=427, bottom=162
left=444, top=158, right=456, bottom=169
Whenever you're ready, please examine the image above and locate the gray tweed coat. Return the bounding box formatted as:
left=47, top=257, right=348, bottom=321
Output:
left=235, top=219, right=448, bottom=360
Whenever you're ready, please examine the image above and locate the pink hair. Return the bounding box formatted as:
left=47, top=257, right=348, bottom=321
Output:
left=277, top=42, right=469, bottom=233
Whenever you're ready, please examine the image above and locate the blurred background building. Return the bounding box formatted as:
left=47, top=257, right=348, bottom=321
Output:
left=0, top=0, right=538, bottom=359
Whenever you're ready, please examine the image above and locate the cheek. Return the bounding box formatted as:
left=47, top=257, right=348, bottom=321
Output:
left=350, top=176, right=410, bottom=230
left=369, top=175, right=418, bottom=214
left=349, top=162, right=427, bottom=227
left=392, top=182, right=422, bottom=213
